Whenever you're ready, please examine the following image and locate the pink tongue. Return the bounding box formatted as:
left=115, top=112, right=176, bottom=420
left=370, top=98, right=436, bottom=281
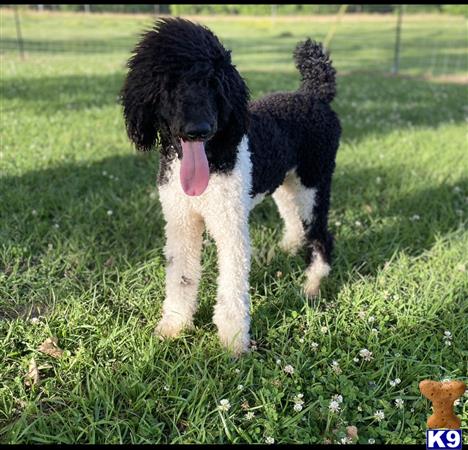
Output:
left=180, top=139, right=210, bottom=196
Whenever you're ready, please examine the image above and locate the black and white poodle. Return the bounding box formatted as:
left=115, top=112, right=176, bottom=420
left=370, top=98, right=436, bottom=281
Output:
left=121, top=18, right=341, bottom=354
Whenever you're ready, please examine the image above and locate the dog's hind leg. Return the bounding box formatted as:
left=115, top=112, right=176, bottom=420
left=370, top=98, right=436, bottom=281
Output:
left=301, top=181, right=334, bottom=298
left=155, top=210, right=205, bottom=339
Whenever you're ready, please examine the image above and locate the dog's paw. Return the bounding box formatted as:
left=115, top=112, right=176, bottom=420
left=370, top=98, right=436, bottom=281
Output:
left=214, top=314, right=250, bottom=356
left=154, top=315, right=192, bottom=339
left=279, top=236, right=303, bottom=255
left=303, top=256, right=330, bottom=298
left=218, top=329, right=250, bottom=356
left=303, top=277, right=320, bottom=298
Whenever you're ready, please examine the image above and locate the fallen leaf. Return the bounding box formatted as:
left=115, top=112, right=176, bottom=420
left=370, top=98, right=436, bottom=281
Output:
left=104, top=256, right=114, bottom=268
left=25, top=358, right=40, bottom=387
left=346, top=425, right=359, bottom=440
left=38, top=336, right=63, bottom=358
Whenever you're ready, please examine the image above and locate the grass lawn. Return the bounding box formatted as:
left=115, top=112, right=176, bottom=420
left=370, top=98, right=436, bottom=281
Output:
left=1, top=9, right=467, bottom=444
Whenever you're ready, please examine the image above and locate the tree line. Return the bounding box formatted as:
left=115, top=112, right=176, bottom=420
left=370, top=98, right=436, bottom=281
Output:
left=5, top=4, right=467, bottom=16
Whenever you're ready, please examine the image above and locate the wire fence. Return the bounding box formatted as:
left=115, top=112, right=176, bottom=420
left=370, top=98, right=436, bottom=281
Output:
left=1, top=6, right=467, bottom=79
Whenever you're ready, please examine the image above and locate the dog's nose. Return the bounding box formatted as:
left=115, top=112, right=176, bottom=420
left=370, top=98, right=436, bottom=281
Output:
left=184, top=122, right=212, bottom=140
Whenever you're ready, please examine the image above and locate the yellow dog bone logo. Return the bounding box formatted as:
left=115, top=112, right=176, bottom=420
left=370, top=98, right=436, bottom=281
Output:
left=419, top=380, right=466, bottom=429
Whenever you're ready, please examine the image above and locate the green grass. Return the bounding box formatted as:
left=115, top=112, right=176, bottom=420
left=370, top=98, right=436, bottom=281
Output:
left=1, top=10, right=467, bottom=445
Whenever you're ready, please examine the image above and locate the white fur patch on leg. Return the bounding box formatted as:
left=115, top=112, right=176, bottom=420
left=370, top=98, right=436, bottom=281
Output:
left=273, top=171, right=317, bottom=255
left=155, top=185, right=205, bottom=339
left=304, top=251, right=330, bottom=298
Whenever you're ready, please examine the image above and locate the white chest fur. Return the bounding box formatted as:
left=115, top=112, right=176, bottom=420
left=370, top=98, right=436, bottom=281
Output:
left=158, top=135, right=254, bottom=221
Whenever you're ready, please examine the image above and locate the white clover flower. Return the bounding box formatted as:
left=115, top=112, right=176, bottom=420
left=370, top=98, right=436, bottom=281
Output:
left=329, top=400, right=341, bottom=413
left=335, top=221, right=342, bottom=227
left=395, top=398, right=404, bottom=409
left=331, top=360, right=342, bottom=374
left=218, top=399, right=231, bottom=412
left=32, top=209, right=38, bottom=216
left=245, top=411, right=255, bottom=420
left=30, top=317, right=41, bottom=325
left=320, top=326, right=329, bottom=334
left=443, top=331, right=453, bottom=346
left=368, top=438, right=376, bottom=444
left=390, top=378, right=401, bottom=387
left=410, top=214, right=420, bottom=221
left=340, top=436, right=353, bottom=444
left=54, top=223, right=60, bottom=229
left=353, top=357, right=359, bottom=363
left=376, top=176, right=382, bottom=184
left=355, top=220, right=362, bottom=227
left=311, top=342, right=319, bottom=351
left=359, top=349, right=374, bottom=361
left=234, top=368, right=241, bottom=374
left=332, top=394, right=343, bottom=404
left=293, top=393, right=305, bottom=412
left=358, top=310, right=366, bottom=320
left=265, top=436, right=274, bottom=444
left=299, top=337, right=304, bottom=343
left=276, top=358, right=281, bottom=365
left=284, top=364, right=294, bottom=375
left=107, top=209, right=113, bottom=216
left=294, top=403, right=303, bottom=412
left=368, top=316, right=376, bottom=323
left=163, top=385, right=170, bottom=391
left=373, top=410, right=385, bottom=422
left=237, top=384, right=244, bottom=391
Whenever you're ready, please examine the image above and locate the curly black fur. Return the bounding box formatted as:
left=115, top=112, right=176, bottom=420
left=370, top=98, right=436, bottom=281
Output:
left=121, top=18, right=341, bottom=269
left=294, top=38, right=336, bottom=102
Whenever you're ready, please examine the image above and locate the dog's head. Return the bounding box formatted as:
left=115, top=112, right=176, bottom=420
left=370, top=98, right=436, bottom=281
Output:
left=121, top=18, right=249, bottom=196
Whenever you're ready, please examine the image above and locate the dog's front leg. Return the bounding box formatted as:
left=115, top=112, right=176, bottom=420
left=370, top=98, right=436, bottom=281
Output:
left=205, top=213, right=251, bottom=355
left=155, top=209, right=205, bottom=339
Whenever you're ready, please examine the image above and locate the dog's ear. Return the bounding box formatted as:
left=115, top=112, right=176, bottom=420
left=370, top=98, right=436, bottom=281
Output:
left=121, top=36, right=165, bottom=151
left=121, top=70, right=162, bottom=152
left=216, top=61, right=250, bottom=134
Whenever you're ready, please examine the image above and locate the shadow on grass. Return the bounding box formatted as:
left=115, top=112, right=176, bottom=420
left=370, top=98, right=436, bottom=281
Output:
left=1, top=150, right=466, bottom=320
left=2, top=69, right=466, bottom=140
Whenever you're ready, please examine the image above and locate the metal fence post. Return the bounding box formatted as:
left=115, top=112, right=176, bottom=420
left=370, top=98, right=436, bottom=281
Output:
left=14, top=6, right=25, bottom=60
left=392, top=5, right=403, bottom=74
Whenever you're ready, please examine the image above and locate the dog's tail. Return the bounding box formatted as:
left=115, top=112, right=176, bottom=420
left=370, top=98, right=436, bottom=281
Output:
left=293, top=39, right=336, bottom=103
